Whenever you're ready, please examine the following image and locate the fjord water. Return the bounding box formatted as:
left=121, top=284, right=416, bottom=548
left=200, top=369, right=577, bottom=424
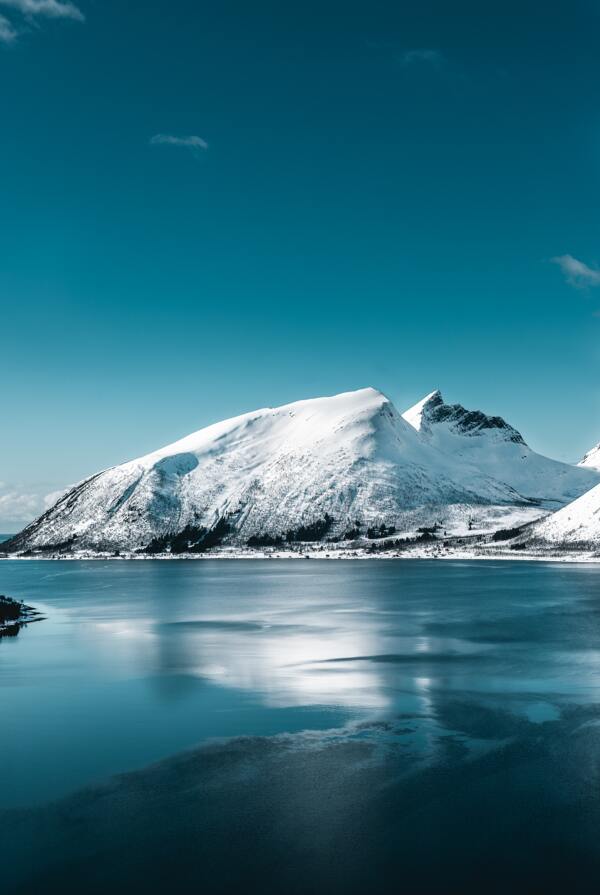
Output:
left=3, top=559, right=600, bottom=893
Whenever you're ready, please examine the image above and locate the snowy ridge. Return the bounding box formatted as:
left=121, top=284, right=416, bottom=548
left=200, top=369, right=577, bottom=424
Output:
left=579, top=442, right=600, bottom=471
left=402, top=390, right=597, bottom=506
left=4, top=387, right=599, bottom=556
left=403, top=389, right=524, bottom=443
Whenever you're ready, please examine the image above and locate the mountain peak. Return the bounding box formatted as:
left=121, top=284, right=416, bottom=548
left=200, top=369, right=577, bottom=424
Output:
left=403, top=391, right=525, bottom=444
left=401, top=390, right=443, bottom=431
left=279, top=386, right=388, bottom=414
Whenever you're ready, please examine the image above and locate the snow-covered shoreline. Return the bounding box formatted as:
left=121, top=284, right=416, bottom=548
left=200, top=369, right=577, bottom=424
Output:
left=2, top=544, right=599, bottom=563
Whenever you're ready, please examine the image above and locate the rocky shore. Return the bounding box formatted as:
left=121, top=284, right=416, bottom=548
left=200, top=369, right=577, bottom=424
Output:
left=0, top=595, right=43, bottom=638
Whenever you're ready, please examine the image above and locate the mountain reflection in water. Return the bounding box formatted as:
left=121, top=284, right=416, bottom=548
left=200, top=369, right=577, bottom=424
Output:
left=2, top=559, right=600, bottom=893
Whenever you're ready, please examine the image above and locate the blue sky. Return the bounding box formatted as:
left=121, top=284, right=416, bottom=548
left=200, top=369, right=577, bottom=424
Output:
left=2, top=0, right=600, bottom=528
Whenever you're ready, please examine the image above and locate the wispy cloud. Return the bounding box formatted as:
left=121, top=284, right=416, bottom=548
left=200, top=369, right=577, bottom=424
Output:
left=402, top=49, right=444, bottom=68
left=0, top=0, right=83, bottom=44
left=43, top=488, right=67, bottom=508
left=0, top=482, right=67, bottom=527
left=150, top=134, right=209, bottom=155
left=0, top=12, right=17, bottom=41
left=0, top=0, right=84, bottom=21
left=551, top=254, right=600, bottom=289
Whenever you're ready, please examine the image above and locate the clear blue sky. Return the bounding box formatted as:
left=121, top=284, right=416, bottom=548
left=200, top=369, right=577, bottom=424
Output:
left=2, top=0, right=600, bottom=528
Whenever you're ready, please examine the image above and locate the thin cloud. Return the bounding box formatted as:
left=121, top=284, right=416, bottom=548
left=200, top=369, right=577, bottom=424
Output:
left=0, top=12, right=17, bottom=41
left=0, top=487, right=42, bottom=524
left=0, top=0, right=84, bottom=20
left=43, top=488, right=67, bottom=508
left=551, top=254, right=600, bottom=289
left=402, top=49, right=444, bottom=68
left=0, top=483, right=68, bottom=526
left=150, top=134, right=209, bottom=152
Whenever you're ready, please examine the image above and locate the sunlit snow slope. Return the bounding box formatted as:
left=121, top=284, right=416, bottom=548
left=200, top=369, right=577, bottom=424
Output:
left=527, top=482, right=600, bottom=547
left=579, top=443, right=600, bottom=471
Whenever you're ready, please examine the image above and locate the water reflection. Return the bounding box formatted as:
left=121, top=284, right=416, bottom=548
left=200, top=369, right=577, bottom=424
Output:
left=152, top=616, right=389, bottom=708
left=68, top=559, right=600, bottom=720
left=3, top=559, right=600, bottom=811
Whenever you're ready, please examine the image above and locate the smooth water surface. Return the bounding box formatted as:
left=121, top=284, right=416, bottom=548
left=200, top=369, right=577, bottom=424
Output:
left=3, top=559, right=600, bottom=893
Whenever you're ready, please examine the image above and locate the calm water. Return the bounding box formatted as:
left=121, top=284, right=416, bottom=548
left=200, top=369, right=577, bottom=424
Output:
left=3, top=559, right=600, bottom=893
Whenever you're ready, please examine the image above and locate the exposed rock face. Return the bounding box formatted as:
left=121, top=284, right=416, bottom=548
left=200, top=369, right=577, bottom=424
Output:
left=408, top=390, right=525, bottom=444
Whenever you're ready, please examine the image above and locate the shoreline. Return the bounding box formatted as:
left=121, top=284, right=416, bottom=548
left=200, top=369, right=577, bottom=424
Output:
left=1, top=546, right=599, bottom=563
left=0, top=595, right=44, bottom=638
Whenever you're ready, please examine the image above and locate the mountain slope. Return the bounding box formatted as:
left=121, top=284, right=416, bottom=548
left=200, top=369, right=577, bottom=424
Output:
left=525, top=482, right=600, bottom=548
left=579, top=443, right=600, bottom=471
left=402, top=390, right=599, bottom=507
left=4, top=388, right=532, bottom=555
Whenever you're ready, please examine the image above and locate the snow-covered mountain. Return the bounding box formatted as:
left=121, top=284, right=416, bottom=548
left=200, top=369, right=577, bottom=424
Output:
left=579, top=442, right=600, bottom=471
left=525, top=482, right=600, bottom=548
left=520, top=432, right=600, bottom=548
left=402, top=390, right=598, bottom=507
left=4, top=387, right=598, bottom=556
left=0, top=387, right=546, bottom=555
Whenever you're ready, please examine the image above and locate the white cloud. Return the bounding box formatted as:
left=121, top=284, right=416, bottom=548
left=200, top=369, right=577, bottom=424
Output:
left=0, top=489, right=41, bottom=525
left=0, top=483, right=67, bottom=527
left=150, top=134, right=209, bottom=152
left=0, top=0, right=83, bottom=45
left=402, top=49, right=444, bottom=68
left=0, top=0, right=84, bottom=21
left=551, top=254, right=600, bottom=289
left=0, top=12, right=17, bottom=41
left=43, top=488, right=67, bottom=508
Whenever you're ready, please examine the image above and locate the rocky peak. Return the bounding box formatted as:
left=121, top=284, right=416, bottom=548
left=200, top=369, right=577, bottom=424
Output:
left=404, top=391, right=526, bottom=445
